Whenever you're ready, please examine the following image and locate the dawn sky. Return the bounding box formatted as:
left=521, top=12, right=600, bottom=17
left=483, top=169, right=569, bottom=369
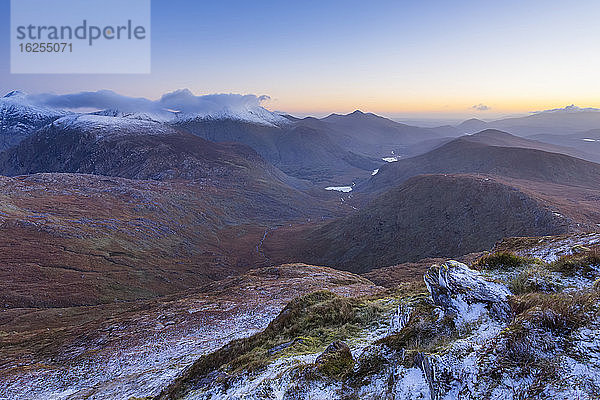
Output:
left=1, top=0, right=599, bottom=119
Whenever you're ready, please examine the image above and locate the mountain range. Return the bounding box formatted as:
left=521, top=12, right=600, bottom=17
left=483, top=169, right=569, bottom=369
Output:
left=1, top=90, right=600, bottom=399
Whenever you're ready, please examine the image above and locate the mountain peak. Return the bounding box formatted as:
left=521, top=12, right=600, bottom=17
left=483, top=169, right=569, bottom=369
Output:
left=3, top=90, right=27, bottom=99
left=535, top=104, right=600, bottom=114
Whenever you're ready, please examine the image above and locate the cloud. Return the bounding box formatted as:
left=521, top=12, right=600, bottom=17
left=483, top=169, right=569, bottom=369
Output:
left=471, top=103, right=491, bottom=111
left=22, top=89, right=272, bottom=116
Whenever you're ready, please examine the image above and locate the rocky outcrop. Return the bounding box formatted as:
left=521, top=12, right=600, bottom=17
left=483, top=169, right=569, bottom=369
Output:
left=424, top=260, right=512, bottom=323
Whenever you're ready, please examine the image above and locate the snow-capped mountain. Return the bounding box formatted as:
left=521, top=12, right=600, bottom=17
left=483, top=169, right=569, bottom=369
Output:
left=6, top=89, right=289, bottom=127
left=90, top=104, right=290, bottom=126
left=535, top=104, right=600, bottom=114
left=172, top=102, right=290, bottom=127
left=157, top=89, right=290, bottom=127
left=51, top=114, right=181, bottom=139
left=0, top=89, right=290, bottom=151
left=90, top=108, right=178, bottom=123
left=0, top=91, right=68, bottom=150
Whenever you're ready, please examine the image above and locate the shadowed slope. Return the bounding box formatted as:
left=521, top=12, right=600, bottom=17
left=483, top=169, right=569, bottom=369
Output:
left=264, top=174, right=574, bottom=273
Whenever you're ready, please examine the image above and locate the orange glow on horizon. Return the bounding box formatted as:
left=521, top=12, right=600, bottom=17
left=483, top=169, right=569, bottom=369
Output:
left=267, top=96, right=600, bottom=118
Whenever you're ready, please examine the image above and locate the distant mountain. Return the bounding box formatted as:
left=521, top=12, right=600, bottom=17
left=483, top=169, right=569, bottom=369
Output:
left=264, top=174, right=569, bottom=272
left=315, top=110, right=459, bottom=157
left=0, top=114, right=312, bottom=195
left=0, top=91, right=68, bottom=150
left=462, top=129, right=600, bottom=162
left=0, top=91, right=464, bottom=186
left=456, top=118, right=487, bottom=133
left=175, top=118, right=379, bottom=185
left=0, top=89, right=291, bottom=153
left=528, top=129, right=600, bottom=159
left=457, top=105, right=600, bottom=136
left=362, top=129, right=600, bottom=193
left=175, top=110, right=458, bottom=185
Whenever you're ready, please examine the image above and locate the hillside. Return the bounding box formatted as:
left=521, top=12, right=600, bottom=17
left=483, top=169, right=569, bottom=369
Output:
left=175, top=118, right=378, bottom=185
left=177, top=111, right=455, bottom=185
left=0, top=172, right=339, bottom=309
left=318, top=110, right=454, bottom=155
left=1, top=264, right=381, bottom=399
left=263, top=174, right=571, bottom=273
left=463, top=129, right=600, bottom=163
left=363, top=131, right=600, bottom=193
left=0, top=115, right=311, bottom=190
left=528, top=129, right=600, bottom=160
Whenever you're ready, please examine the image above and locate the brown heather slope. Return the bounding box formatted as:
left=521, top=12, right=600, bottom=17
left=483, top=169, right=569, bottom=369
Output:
left=263, top=174, right=588, bottom=273
left=0, top=114, right=358, bottom=308
left=0, top=173, right=340, bottom=308
left=362, top=131, right=600, bottom=193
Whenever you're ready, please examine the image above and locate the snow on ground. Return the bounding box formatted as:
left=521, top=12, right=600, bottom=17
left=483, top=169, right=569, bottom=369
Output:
left=1, top=306, right=280, bottom=400
left=52, top=114, right=180, bottom=140
left=511, top=233, right=600, bottom=262
left=325, top=186, right=353, bottom=193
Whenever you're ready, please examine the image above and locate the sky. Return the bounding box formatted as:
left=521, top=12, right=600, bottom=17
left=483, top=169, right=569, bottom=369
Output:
left=1, top=0, right=600, bottom=120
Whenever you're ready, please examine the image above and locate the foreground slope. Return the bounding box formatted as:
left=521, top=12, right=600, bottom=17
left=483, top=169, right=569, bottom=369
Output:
left=155, top=237, right=600, bottom=400
left=0, top=264, right=381, bottom=400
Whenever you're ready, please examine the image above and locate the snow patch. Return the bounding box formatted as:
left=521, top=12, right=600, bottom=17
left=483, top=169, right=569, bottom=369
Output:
left=325, top=186, right=353, bottom=193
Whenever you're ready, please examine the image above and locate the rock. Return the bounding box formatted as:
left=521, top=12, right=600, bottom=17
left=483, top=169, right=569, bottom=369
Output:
left=424, top=260, right=511, bottom=323
left=414, top=352, right=439, bottom=400
left=268, top=337, right=305, bottom=355
left=388, top=303, right=412, bottom=335
left=572, top=244, right=591, bottom=254
left=315, top=341, right=355, bottom=379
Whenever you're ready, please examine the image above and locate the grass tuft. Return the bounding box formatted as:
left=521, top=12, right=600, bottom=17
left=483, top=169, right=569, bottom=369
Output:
left=549, top=248, right=600, bottom=278
left=473, top=252, right=534, bottom=271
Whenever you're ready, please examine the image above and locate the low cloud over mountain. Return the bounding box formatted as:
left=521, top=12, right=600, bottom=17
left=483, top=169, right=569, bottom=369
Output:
left=20, top=89, right=277, bottom=122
